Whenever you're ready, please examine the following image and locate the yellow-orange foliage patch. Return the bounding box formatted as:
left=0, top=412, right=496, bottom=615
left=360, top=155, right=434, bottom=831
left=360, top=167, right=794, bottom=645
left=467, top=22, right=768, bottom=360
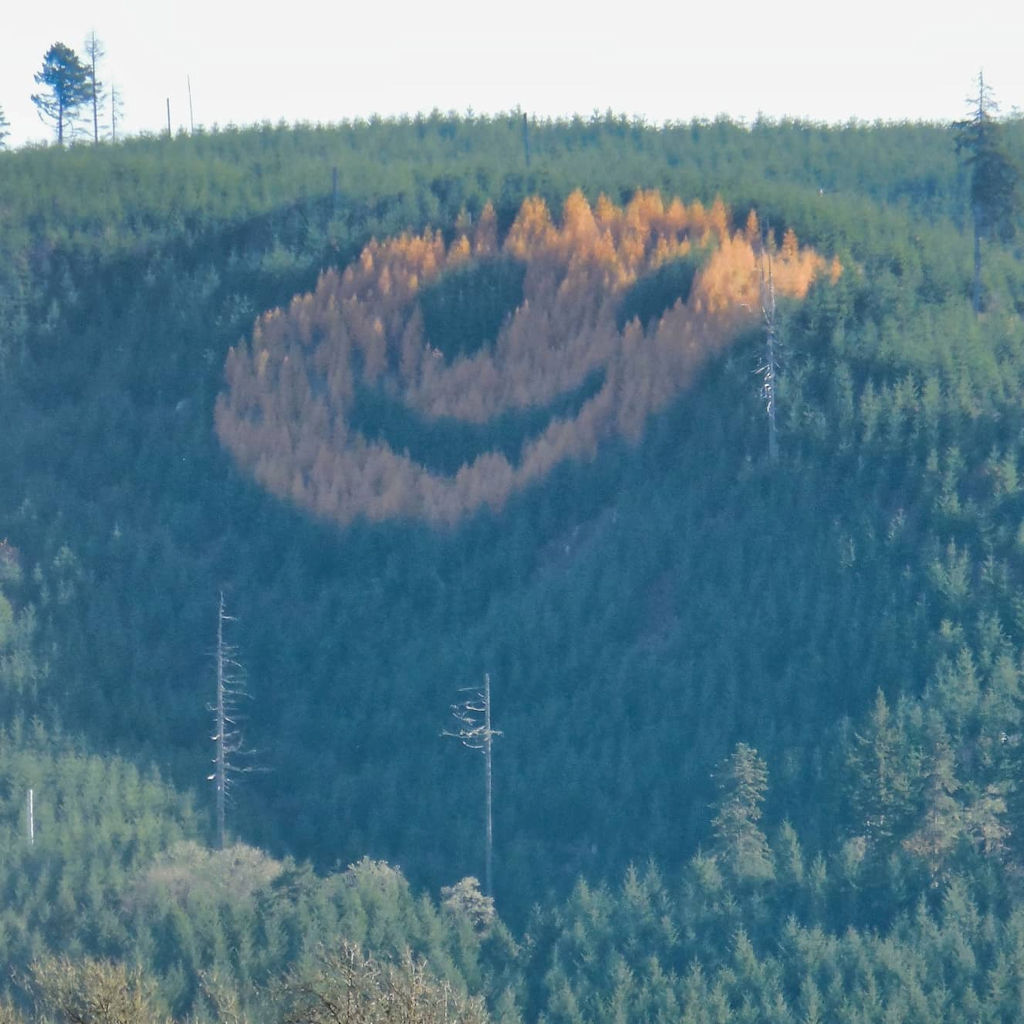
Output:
left=216, top=191, right=834, bottom=526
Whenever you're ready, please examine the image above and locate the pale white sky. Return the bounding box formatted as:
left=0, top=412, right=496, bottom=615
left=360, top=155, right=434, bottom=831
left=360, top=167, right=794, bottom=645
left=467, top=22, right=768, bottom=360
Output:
left=2, top=0, right=1021, bottom=148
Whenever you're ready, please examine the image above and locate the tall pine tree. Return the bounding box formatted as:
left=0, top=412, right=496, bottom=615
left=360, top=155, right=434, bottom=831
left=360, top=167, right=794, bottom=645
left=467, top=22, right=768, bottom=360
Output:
left=953, top=72, right=1021, bottom=312
left=31, top=43, right=92, bottom=145
left=711, top=743, right=774, bottom=882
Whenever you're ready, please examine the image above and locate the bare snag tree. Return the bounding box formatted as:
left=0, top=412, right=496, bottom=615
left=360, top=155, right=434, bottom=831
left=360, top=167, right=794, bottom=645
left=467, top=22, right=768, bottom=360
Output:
left=279, top=941, right=489, bottom=1024
left=756, top=242, right=781, bottom=463
left=27, top=955, right=165, bottom=1024
left=444, top=673, right=501, bottom=897
left=208, top=592, right=254, bottom=850
left=110, top=84, right=124, bottom=143
left=83, top=31, right=106, bottom=144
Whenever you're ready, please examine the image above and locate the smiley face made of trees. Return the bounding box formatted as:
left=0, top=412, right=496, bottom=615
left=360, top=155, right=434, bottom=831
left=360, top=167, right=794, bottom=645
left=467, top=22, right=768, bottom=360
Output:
left=216, top=191, right=836, bottom=527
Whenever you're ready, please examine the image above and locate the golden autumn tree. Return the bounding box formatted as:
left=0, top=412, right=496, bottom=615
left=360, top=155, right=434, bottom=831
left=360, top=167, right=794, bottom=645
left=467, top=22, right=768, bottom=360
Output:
left=216, top=192, right=835, bottom=527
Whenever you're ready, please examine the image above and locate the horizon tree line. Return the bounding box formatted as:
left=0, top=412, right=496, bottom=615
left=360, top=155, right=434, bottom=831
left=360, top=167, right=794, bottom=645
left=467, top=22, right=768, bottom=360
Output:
left=0, top=35, right=121, bottom=148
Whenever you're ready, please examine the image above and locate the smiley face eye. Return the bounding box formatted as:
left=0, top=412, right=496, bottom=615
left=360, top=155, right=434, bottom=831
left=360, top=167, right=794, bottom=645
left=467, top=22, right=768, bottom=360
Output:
left=216, top=192, right=833, bottom=527
left=616, top=252, right=708, bottom=332
left=418, top=256, right=527, bottom=363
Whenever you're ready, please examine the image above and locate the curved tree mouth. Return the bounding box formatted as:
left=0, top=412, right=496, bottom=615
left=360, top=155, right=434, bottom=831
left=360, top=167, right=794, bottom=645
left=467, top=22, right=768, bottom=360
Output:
left=352, top=368, right=607, bottom=477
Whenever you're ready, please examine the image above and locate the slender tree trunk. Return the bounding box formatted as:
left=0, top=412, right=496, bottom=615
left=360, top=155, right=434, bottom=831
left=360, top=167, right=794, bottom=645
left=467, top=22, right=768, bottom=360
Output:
left=91, top=61, right=99, bottom=142
left=444, top=674, right=500, bottom=897
left=215, top=593, right=227, bottom=849
left=973, top=205, right=983, bottom=313
left=766, top=327, right=779, bottom=462
left=760, top=251, right=779, bottom=462
left=483, top=672, right=493, bottom=897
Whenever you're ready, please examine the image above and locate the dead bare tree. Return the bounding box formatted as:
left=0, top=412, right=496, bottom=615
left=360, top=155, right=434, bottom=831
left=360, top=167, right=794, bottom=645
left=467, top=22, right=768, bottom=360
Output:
left=27, top=955, right=164, bottom=1024
left=444, top=673, right=501, bottom=897
left=279, top=941, right=489, bottom=1024
left=756, top=242, right=781, bottom=462
left=83, top=31, right=106, bottom=144
left=109, top=84, right=123, bottom=142
left=208, top=592, right=254, bottom=850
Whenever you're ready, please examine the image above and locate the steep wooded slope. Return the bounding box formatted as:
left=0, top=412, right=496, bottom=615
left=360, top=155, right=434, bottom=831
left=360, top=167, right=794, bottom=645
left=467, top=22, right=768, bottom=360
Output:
left=1, top=115, right=1023, bottom=937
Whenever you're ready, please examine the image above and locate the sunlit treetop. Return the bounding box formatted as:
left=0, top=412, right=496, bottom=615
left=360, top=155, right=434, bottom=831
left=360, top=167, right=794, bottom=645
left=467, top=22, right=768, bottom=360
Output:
left=216, top=190, right=837, bottom=526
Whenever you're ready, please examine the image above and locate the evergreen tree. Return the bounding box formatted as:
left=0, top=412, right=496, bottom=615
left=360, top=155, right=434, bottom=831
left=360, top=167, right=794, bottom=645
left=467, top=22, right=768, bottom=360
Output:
left=0, top=107, right=9, bottom=148
left=953, top=72, right=1021, bottom=311
left=846, top=691, right=922, bottom=854
left=31, top=43, right=92, bottom=146
left=710, top=743, right=774, bottom=882
left=901, top=737, right=964, bottom=878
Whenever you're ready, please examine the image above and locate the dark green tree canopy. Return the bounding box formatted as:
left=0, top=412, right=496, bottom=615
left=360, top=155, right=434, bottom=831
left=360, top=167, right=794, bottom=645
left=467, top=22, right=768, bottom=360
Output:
left=711, top=742, right=774, bottom=882
left=954, top=75, right=1020, bottom=239
left=31, top=42, right=92, bottom=145
left=953, top=72, right=1021, bottom=310
left=0, top=106, right=9, bottom=148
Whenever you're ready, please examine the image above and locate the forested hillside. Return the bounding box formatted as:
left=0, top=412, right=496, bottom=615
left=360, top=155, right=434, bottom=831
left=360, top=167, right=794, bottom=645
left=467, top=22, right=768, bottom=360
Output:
left=3, top=111, right=1024, bottom=1020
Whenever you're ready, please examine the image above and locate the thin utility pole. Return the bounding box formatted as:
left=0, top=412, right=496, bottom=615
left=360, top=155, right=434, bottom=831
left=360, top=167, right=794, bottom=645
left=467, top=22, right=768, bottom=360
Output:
left=187, top=75, right=195, bottom=134
left=26, top=788, right=34, bottom=845
left=444, top=673, right=501, bottom=897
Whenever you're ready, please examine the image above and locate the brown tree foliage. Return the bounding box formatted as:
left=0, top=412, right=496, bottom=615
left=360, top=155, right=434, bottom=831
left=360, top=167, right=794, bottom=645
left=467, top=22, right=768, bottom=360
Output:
left=216, top=192, right=834, bottom=526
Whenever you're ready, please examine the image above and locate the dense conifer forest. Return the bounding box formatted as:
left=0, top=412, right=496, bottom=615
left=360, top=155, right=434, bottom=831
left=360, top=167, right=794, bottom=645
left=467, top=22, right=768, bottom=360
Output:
left=3, top=109, right=1024, bottom=1020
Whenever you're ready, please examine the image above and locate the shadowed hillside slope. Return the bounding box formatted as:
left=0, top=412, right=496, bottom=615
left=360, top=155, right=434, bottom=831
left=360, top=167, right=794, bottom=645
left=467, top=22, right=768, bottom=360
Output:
left=2, top=114, right=1024, bottom=948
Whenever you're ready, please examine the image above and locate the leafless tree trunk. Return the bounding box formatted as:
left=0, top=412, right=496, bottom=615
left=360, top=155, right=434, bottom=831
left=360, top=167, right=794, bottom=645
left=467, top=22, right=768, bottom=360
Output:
left=444, top=673, right=501, bottom=896
left=209, top=592, right=253, bottom=850
left=110, top=85, right=122, bottom=142
left=758, top=245, right=780, bottom=463
left=972, top=202, right=983, bottom=314
left=83, top=31, right=105, bottom=144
